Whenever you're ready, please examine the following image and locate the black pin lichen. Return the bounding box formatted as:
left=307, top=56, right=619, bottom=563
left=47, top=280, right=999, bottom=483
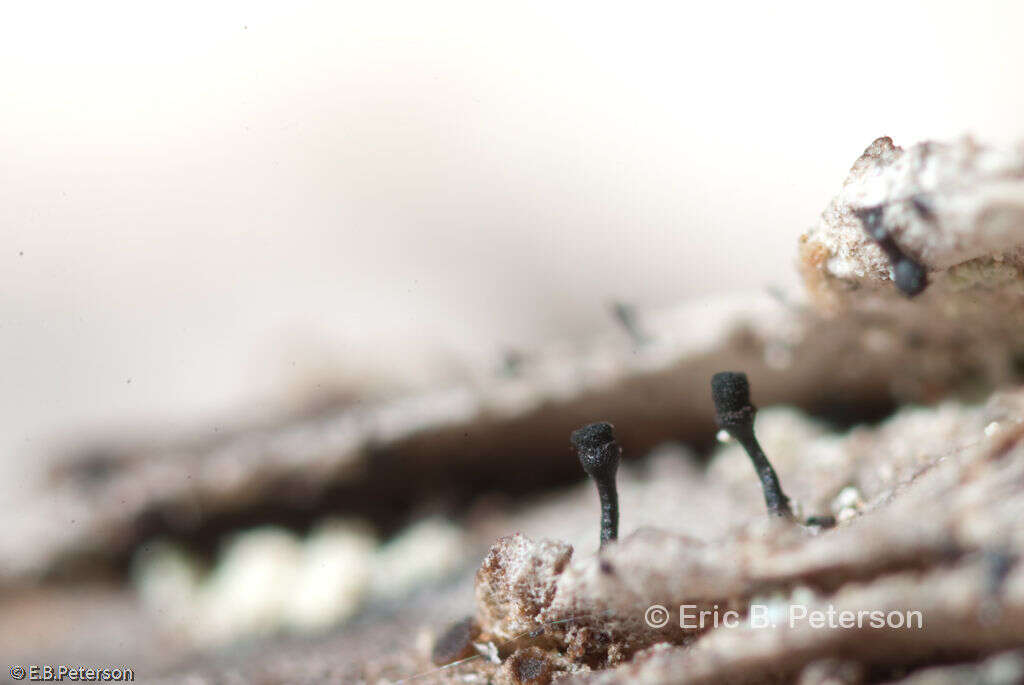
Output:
left=711, top=372, right=793, bottom=518
left=854, top=205, right=928, bottom=297
left=571, top=422, right=621, bottom=546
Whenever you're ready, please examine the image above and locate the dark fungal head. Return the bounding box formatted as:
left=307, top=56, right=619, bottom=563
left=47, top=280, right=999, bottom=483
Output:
left=852, top=203, right=928, bottom=297
left=571, top=421, right=615, bottom=451
left=711, top=372, right=756, bottom=429
left=572, top=421, right=621, bottom=546
left=571, top=422, right=620, bottom=481
left=893, top=258, right=928, bottom=297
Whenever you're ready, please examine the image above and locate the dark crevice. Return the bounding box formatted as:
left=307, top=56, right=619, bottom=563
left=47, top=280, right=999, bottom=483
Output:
left=803, top=395, right=900, bottom=431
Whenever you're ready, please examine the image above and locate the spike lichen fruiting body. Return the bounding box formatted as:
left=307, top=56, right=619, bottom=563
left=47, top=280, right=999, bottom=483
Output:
left=853, top=205, right=928, bottom=297
left=711, top=372, right=794, bottom=519
left=571, top=422, right=621, bottom=546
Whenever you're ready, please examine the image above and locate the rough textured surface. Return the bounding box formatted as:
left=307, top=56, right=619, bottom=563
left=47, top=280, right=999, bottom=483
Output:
left=800, top=136, right=1024, bottom=323
left=796, top=136, right=1024, bottom=411
left=475, top=534, right=574, bottom=642
left=122, top=391, right=1024, bottom=683
left=459, top=392, right=1024, bottom=683
left=802, top=136, right=1024, bottom=287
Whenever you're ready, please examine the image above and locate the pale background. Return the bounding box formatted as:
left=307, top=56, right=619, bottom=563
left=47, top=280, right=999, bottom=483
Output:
left=3, top=0, right=1024, bottom=498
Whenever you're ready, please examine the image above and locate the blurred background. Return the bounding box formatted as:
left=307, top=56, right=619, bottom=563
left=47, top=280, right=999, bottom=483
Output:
left=4, top=0, right=1024, bottom=483
left=3, top=0, right=1024, bottom=666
